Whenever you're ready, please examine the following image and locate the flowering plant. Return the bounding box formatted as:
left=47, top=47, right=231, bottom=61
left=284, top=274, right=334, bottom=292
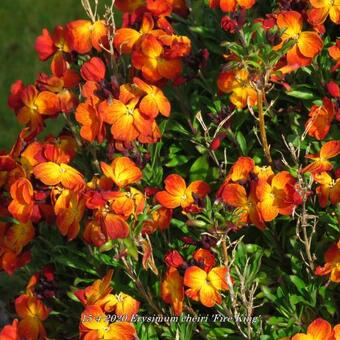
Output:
left=0, top=0, right=339, bottom=339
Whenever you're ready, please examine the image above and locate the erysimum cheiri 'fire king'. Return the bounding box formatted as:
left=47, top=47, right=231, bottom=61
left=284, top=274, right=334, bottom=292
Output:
left=291, top=317, right=340, bottom=339
left=217, top=68, right=257, bottom=109
left=208, top=0, right=256, bottom=12
left=76, top=270, right=139, bottom=339
left=313, top=172, right=340, bottom=207
left=14, top=272, right=52, bottom=340
left=301, top=140, right=340, bottom=174
left=305, top=97, right=336, bottom=140
left=114, top=12, right=191, bottom=82
left=217, top=157, right=302, bottom=229
left=156, top=174, right=210, bottom=210
left=8, top=82, right=59, bottom=134
left=0, top=220, right=35, bottom=275
left=35, top=24, right=72, bottom=75
left=315, top=242, right=340, bottom=282
left=184, top=265, right=229, bottom=308
left=66, top=19, right=108, bottom=54
left=273, top=11, right=323, bottom=67
left=114, top=0, right=189, bottom=16
left=307, top=0, right=340, bottom=25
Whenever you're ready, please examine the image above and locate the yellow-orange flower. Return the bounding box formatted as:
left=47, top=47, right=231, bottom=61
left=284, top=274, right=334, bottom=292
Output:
left=217, top=68, right=257, bottom=109
left=33, top=161, right=85, bottom=191
left=315, top=242, right=340, bottom=282
left=305, top=98, right=335, bottom=141
left=8, top=178, right=34, bottom=223
left=80, top=305, right=137, bottom=340
left=313, top=172, right=340, bottom=207
left=301, top=140, right=340, bottom=174
left=67, top=20, right=107, bottom=54
left=15, top=294, right=50, bottom=340
left=308, top=0, right=340, bottom=25
left=156, top=174, right=210, bottom=209
left=161, top=266, right=184, bottom=315
left=292, top=317, right=336, bottom=340
left=274, top=11, right=323, bottom=67
left=184, top=266, right=229, bottom=307
left=53, top=189, right=85, bottom=240
left=100, top=157, right=142, bottom=188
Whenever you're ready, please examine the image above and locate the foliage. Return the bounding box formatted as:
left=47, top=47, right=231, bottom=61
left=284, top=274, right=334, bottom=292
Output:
left=0, top=0, right=339, bottom=339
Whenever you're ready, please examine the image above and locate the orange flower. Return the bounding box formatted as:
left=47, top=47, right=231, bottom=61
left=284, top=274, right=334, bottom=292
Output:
left=21, top=135, right=77, bottom=170
left=256, top=171, right=300, bottom=221
left=114, top=13, right=154, bottom=54
left=8, top=83, right=59, bottom=133
left=33, top=161, right=85, bottom=191
left=292, top=318, right=335, bottom=340
left=15, top=294, right=50, bottom=340
left=161, top=266, right=184, bottom=316
left=35, top=25, right=71, bottom=74
left=75, top=96, right=110, bottom=143
left=305, top=98, right=335, bottom=140
left=193, top=249, right=216, bottom=272
left=8, top=178, right=34, bottom=223
left=220, top=182, right=265, bottom=229
left=115, top=293, right=140, bottom=322
left=142, top=207, right=173, bottom=233
left=314, top=172, right=340, bottom=207
left=184, top=266, right=229, bottom=307
left=75, top=270, right=114, bottom=307
left=101, top=84, right=153, bottom=142
left=156, top=174, right=210, bottom=209
left=273, top=11, right=323, bottom=67
left=329, top=39, right=340, bottom=71
left=0, top=221, right=34, bottom=275
left=109, top=187, right=145, bottom=219
left=2, top=221, right=35, bottom=256
left=315, top=242, right=340, bottom=282
left=226, top=156, right=255, bottom=183
left=308, top=0, right=340, bottom=25
left=214, top=0, right=256, bottom=12
left=100, top=157, right=142, bottom=188
left=0, top=319, right=19, bottom=340
left=37, top=71, right=79, bottom=114
left=301, top=140, right=340, bottom=174
left=53, top=189, right=85, bottom=240
left=131, top=33, right=184, bottom=82
left=115, top=0, right=146, bottom=13
left=217, top=69, right=257, bottom=109
left=80, top=305, right=137, bottom=340
left=133, top=77, right=171, bottom=118
left=102, top=213, right=130, bottom=240
left=80, top=57, right=106, bottom=82
left=83, top=220, right=107, bottom=247
left=67, top=20, right=107, bottom=54
left=0, top=220, right=35, bottom=275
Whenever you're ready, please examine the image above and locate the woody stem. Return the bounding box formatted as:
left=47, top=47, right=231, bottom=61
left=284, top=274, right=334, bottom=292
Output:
left=122, top=257, right=165, bottom=318
left=256, top=89, right=272, bottom=166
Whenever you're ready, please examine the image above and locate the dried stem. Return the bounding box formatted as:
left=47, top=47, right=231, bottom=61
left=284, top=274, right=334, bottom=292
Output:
left=256, top=88, right=272, bottom=166
left=282, top=136, right=317, bottom=272
left=220, top=237, right=248, bottom=338
left=121, top=257, right=165, bottom=318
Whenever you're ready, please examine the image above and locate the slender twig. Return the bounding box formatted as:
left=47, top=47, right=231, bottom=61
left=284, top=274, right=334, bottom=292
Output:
left=256, top=88, right=272, bottom=165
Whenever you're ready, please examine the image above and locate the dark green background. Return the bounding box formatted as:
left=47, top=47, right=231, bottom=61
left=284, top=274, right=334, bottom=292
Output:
left=0, top=0, right=85, bottom=150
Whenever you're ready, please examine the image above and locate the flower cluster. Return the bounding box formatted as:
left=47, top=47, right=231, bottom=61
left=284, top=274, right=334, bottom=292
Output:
left=0, top=0, right=339, bottom=338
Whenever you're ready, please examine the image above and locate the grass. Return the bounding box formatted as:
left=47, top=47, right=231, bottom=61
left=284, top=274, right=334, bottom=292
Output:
left=0, top=0, right=85, bottom=150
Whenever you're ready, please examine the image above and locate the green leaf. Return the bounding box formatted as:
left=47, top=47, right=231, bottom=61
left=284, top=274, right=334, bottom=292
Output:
left=0, top=216, right=20, bottom=224
left=236, top=131, right=247, bottom=155
left=190, top=155, right=209, bottom=181
left=286, top=90, right=314, bottom=100
left=289, top=275, right=305, bottom=294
